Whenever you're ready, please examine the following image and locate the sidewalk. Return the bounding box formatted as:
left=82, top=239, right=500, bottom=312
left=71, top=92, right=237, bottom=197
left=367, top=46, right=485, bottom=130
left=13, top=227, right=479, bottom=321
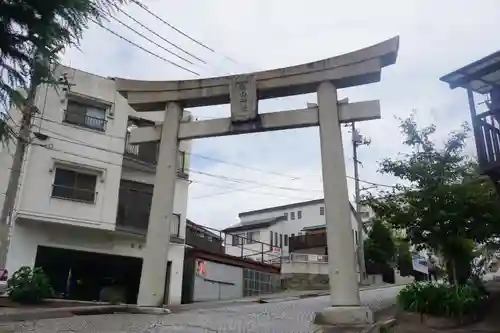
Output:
left=168, top=282, right=405, bottom=312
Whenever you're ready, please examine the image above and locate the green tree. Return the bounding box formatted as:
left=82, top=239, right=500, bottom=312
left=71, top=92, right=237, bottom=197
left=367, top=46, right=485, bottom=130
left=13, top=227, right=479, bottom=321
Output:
left=364, top=219, right=396, bottom=274
left=0, top=0, right=127, bottom=141
left=394, top=238, right=413, bottom=277
left=364, top=114, right=500, bottom=284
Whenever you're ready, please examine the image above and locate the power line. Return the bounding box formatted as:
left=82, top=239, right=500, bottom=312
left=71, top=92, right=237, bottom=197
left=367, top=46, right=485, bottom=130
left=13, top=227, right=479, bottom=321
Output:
left=189, top=169, right=323, bottom=193
left=89, top=18, right=199, bottom=76
left=191, top=179, right=316, bottom=201
left=115, top=7, right=207, bottom=64
left=189, top=153, right=301, bottom=180
left=130, top=0, right=241, bottom=66
left=108, top=14, right=196, bottom=66
left=32, top=121, right=398, bottom=192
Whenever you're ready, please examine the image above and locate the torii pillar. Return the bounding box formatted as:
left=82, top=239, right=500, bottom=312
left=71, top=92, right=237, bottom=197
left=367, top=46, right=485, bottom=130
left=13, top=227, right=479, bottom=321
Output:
left=115, top=36, right=399, bottom=329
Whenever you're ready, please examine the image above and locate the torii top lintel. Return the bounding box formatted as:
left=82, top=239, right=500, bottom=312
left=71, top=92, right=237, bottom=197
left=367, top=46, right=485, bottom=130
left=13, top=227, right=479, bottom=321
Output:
left=115, top=36, right=399, bottom=112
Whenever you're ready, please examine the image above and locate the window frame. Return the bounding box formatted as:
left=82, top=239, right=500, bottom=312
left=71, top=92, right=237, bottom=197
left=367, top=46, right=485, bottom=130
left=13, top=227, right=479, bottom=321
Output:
left=51, top=167, right=98, bottom=204
left=246, top=231, right=259, bottom=244
left=297, top=210, right=302, bottom=219
left=320, top=206, right=325, bottom=215
left=232, top=233, right=244, bottom=246
left=64, top=98, right=108, bottom=132
left=290, top=212, right=295, bottom=220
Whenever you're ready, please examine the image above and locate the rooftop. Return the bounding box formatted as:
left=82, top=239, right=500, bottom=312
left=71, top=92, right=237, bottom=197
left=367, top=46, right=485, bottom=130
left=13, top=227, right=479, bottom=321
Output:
left=440, top=50, right=500, bottom=94
left=222, top=216, right=286, bottom=233
left=239, top=198, right=358, bottom=217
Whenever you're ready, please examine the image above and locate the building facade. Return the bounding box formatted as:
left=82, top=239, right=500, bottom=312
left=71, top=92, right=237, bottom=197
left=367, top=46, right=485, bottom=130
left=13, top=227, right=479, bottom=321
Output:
left=1, top=66, right=191, bottom=305
left=223, top=199, right=363, bottom=264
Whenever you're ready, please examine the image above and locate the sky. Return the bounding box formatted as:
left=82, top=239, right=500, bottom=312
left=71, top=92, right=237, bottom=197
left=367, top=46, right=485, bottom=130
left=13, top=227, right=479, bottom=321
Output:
left=62, top=0, right=500, bottom=230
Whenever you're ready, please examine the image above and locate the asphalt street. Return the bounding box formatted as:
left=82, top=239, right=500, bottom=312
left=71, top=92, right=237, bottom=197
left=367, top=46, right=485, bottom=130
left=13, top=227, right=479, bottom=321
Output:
left=1, top=285, right=404, bottom=333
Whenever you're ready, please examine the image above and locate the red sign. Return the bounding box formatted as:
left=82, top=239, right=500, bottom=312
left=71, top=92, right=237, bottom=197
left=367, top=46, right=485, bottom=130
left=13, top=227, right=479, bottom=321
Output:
left=195, top=259, right=206, bottom=277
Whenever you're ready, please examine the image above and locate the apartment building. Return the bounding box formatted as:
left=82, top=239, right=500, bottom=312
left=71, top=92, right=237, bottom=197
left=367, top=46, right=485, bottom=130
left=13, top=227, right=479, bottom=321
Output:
left=0, top=66, right=191, bottom=305
left=223, top=199, right=363, bottom=263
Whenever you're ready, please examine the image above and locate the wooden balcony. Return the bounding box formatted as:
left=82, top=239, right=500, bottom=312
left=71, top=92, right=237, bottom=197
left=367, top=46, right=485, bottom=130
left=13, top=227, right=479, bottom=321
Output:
left=289, top=233, right=327, bottom=253
left=474, top=108, right=500, bottom=178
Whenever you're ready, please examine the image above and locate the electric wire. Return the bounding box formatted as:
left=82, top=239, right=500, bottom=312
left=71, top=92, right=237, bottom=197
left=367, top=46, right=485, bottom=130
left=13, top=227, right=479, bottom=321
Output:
left=89, top=18, right=199, bottom=76
left=108, top=14, right=196, bottom=66
left=114, top=7, right=207, bottom=64
left=130, top=0, right=241, bottom=66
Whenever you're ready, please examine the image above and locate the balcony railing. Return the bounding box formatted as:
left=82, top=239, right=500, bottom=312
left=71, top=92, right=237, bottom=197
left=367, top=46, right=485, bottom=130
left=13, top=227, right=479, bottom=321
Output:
left=124, top=133, right=189, bottom=178
left=124, top=133, right=159, bottom=164
left=51, top=184, right=97, bottom=204
left=474, top=109, right=500, bottom=172
left=186, top=230, right=224, bottom=254
left=116, top=187, right=181, bottom=238
left=63, top=110, right=107, bottom=132
left=282, top=253, right=329, bottom=263
left=289, top=233, right=327, bottom=252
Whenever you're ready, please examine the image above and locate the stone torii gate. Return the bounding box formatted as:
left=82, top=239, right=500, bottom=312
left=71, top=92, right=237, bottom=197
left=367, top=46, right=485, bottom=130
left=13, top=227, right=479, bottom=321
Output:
left=115, top=36, right=399, bottom=327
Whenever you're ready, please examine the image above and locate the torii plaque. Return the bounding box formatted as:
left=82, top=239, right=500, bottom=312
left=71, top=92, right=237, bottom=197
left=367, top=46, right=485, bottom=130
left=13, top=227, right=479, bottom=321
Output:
left=115, top=36, right=399, bottom=327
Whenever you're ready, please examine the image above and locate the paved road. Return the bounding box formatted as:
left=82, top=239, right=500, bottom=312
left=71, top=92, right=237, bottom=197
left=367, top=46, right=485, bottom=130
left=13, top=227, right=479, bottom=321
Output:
left=1, top=285, right=404, bottom=333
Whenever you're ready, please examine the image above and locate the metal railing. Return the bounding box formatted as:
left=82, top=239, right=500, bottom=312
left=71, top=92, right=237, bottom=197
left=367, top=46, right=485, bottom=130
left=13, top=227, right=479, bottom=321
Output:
left=116, top=187, right=180, bottom=238
left=124, top=133, right=189, bottom=178
left=63, top=110, right=107, bottom=132
left=282, top=253, right=329, bottom=263
left=51, top=184, right=97, bottom=204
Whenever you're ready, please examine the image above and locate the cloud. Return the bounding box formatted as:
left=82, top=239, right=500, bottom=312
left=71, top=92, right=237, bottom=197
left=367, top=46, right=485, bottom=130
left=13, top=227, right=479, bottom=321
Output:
left=62, top=0, right=500, bottom=230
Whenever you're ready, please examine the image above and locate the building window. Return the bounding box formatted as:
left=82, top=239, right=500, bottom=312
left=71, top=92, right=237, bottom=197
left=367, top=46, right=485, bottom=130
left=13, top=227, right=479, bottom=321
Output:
left=232, top=234, right=244, bottom=245
left=290, top=212, right=295, bottom=220
left=247, top=231, right=259, bottom=244
left=64, top=100, right=107, bottom=131
left=274, top=232, right=278, bottom=246
left=51, top=168, right=97, bottom=203
left=284, top=234, right=289, bottom=246
left=354, top=230, right=358, bottom=245
left=297, top=210, right=302, bottom=219
left=284, top=212, right=288, bottom=220
left=279, top=234, right=283, bottom=247
left=320, top=206, right=325, bottom=215
left=269, top=230, right=273, bottom=247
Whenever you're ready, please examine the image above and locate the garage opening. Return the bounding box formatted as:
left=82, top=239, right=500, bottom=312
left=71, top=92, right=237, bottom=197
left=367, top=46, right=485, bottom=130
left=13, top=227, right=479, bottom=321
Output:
left=34, top=246, right=142, bottom=304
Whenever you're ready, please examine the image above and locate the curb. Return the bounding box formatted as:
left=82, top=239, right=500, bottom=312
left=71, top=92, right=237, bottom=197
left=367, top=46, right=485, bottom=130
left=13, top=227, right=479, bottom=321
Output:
left=0, top=304, right=171, bottom=323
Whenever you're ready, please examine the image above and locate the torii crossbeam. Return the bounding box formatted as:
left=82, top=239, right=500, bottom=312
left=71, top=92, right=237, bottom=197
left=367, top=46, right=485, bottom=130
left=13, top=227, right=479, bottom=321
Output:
left=115, top=36, right=399, bottom=329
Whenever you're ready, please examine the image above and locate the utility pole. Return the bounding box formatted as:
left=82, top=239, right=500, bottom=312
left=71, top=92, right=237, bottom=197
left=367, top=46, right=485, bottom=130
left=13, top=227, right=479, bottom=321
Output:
left=0, top=82, right=38, bottom=268
left=0, top=58, right=72, bottom=268
left=351, top=122, right=370, bottom=284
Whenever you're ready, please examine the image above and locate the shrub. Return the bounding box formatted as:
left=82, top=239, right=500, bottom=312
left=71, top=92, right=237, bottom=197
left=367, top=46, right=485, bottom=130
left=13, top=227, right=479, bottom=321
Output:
left=7, top=266, right=54, bottom=304
left=397, top=281, right=488, bottom=320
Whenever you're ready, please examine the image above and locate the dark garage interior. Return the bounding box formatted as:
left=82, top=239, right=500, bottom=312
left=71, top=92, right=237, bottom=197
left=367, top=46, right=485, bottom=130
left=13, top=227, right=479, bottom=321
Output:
left=34, top=246, right=142, bottom=304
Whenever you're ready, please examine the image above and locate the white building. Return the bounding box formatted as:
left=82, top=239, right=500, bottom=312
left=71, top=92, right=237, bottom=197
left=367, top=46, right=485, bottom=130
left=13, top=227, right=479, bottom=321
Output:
left=223, top=199, right=364, bottom=263
left=0, top=66, right=191, bottom=305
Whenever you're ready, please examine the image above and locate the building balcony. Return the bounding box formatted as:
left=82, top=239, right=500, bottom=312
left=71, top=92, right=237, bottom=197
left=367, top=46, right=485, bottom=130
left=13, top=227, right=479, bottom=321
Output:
left=289, top=233, right=327, bottom=253
left=186, top=231, right=224, bottom=254
left=123, top=132, right=189, bottom=179
left=115, top=185, right=183, bottom=242
left=63, top=110, right=107, bottom=132
left=474, top=108, right=500, bottom=176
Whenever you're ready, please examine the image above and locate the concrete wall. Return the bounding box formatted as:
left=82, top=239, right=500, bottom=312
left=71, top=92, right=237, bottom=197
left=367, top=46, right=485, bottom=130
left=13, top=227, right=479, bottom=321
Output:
left=281, top=261, right=385, bottom=290
left=6, top=221, right=185, bottom=304
left=192, top=260, right=243, bottom=302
